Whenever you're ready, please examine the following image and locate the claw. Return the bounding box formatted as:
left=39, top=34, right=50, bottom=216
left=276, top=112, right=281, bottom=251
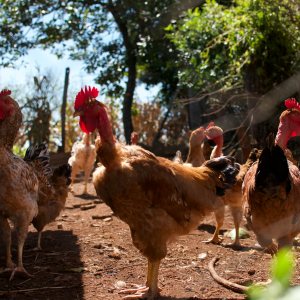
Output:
left=266, top=243, right=278, bottom=256
left=203, top=236, right=223, bottom=244
left=31, top=246, right=42, bottom=251
left=0, top=267, right=34, bottom=281
left=119, top=285, right=162, bottom=300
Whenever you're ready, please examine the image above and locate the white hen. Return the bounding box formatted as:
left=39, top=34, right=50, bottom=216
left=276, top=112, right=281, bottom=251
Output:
left=68, top=133, right=96, bottom=194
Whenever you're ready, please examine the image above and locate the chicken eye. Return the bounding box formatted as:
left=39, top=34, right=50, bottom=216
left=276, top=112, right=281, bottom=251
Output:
left=89, top=103, right=93, bottom=108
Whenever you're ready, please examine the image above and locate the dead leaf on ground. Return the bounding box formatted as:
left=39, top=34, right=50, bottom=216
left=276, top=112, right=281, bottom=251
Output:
left=59, top=266, right=88, bottom=273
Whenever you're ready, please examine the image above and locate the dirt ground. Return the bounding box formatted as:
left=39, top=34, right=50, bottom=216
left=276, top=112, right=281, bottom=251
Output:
left=1, top=174, right=300, bottom=300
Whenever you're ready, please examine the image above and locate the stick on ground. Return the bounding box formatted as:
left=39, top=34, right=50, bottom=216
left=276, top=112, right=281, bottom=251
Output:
left=208, top=257, right=250, bottom=293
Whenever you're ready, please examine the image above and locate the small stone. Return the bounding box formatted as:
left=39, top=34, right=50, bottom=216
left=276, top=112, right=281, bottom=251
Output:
left=93, top=244, right=102, bottom=249
left=93, top=200, right=103, bottom=204
left=104, top=217, right=112, bottom=222
left=65, top=206, right=74, bottom=209
left=57, top=224, right=63, bottom=229
left=92, top=214, right=111, bottom=220
left=108, top=247, right=121, bottom=259
left=115, top=281, right=126, bottom=288
left=198, top=253, right=207, bottom=259
left=80, top=204, right=96, bottom=211
left=228, top=228, right=250, bottom=240
left=248, top=269, right=256, bottom=275
left=91, top=224, right=100, bottom=227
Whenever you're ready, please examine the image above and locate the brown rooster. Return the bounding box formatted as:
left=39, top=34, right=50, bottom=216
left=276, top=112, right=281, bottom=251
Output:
left=73, top=86, right=239, bottom=299
left=205, top=123, right=260, bottom=246
left=243, top=98, right=300, bottom=255
left=24, top=142, right=72, bottom=250
left=0, top=89, right=39, bottom=279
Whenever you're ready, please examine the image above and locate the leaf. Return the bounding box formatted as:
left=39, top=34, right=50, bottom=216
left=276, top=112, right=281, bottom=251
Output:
left=228, top=228, right=250, bottom=240
left=59, top=266, right=88, bottom=273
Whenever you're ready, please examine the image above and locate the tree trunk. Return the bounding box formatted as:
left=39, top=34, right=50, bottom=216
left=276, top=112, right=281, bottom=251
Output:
left=123, top=54, right=136, bottom=144
left=187, top=88, right=207, bottom=130
left=60, top=67, right=70, bottom=153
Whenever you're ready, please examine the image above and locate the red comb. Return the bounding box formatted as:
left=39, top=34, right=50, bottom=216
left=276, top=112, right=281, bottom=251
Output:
left=206, top=122, right=215, bottom=130
left=75, top=86, right=99, bottom=110
left=285, top=98, right=300, bottom=111
left=0, top=89, right=11, bottom=99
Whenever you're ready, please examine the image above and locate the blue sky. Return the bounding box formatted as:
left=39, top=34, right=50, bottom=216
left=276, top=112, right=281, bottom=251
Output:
left=0, top=47, right=160, bottom=103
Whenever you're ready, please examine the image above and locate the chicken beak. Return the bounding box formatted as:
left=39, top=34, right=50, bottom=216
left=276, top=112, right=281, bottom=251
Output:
left=73, top=110, right=84, bottom=118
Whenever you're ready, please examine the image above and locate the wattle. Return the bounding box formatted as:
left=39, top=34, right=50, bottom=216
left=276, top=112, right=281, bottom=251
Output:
left=79, top=115, right=98, bottom=133
left=0, top=108, right=5, bottom=120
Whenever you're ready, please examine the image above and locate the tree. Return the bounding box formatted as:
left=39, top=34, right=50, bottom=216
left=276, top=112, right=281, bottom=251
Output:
left=1, top=0, right=204, bottom=144
left=167, top=0, right=300, bottom=149
left=6, top=67, right=63, bottom=151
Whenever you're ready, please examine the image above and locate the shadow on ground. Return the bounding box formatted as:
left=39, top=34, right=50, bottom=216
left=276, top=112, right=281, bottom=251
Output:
left=0, top=230, right=84, bottom=300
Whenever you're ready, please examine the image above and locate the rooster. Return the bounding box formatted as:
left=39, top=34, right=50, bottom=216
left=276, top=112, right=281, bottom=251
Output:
left=68, top=132, right=96, bottom=194
left=243, top=98, right=300, bottom=255
left=205, top=123, right=260, bottom=245
left=24, top=142, right=72, bottom=250
left=73, top=86, right=239, bottom=299
left=0, top=89, right=40, bottom=280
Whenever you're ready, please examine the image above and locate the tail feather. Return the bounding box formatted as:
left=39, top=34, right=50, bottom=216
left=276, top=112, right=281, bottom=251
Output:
left=24, top=142, right=51, bottom=177
left=204, top=156, right=239, bottom=196
left=52, top=164, right=72, bottom=186
left=255, top=133, right=289, bottom=188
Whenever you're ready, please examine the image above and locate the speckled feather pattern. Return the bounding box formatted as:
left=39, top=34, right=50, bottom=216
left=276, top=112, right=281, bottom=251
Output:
left=0, top=98, right=22, bottom=150
left=0, top=147, right=39, bottom=225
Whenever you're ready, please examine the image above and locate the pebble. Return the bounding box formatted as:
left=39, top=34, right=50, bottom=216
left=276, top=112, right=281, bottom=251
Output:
left=115, top=281, right=126, bottom=288
left=81, top=204, right=96, bottom=210
left=57, top=224, right=63, bottom=229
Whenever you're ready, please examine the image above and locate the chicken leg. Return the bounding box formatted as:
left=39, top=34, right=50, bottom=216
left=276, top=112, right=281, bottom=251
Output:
left=83, top=166, right=93, bottom=195
left=119, top=260, right=161, bottom=300
left=203, top=206, right=225, bottom=244
left=31, top=231, right=42, bottom=251
left=4, top=224, right=34, bottom=280
left=0, top=215, right=15, bottom=269
left=229, top=206, right=243, bottom=247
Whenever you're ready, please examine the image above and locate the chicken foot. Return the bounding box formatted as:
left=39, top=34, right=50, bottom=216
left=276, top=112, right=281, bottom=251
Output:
left=1, top=242, right=34, bottom=280
left=119, top=260, right=161, bottom=300
left=70, top=179, right=75, bottom=194
left=266, top=242, right=278, bottom=256
left=0, top=216, right=15, bottom=269
left=203, top=206, right=224, bottom=244
left=83, top=181, right=88, bottom=195
left=31, top=232, right=42, bottom=251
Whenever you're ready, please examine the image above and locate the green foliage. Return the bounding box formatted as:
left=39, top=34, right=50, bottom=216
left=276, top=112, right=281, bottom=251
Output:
left=13, top=145, right=27, bottom=158
left=248, top=248, right=300, bottom=300
left=167, top=0, right=300, bottom=94
left=1, top=0, right=193, bottom=100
